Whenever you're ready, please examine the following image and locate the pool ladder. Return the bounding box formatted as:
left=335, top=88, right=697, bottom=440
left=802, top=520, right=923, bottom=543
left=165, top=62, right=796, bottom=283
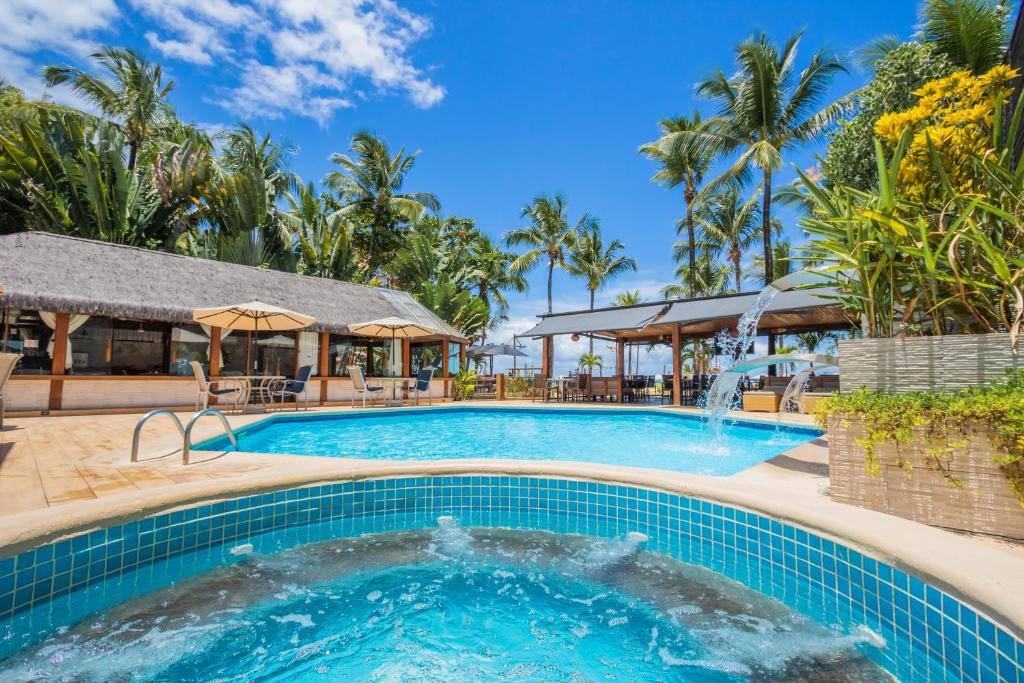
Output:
left=131, top=408, right=239, bottom=465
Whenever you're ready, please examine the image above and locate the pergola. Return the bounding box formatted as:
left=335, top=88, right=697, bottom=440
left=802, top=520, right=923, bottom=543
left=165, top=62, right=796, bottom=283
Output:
left=521, top=287, right=851, bottom=406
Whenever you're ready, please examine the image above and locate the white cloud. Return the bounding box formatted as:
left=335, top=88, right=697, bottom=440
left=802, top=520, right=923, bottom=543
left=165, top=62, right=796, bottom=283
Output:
left=0, top=0, right=119, bottom=97
left=132, top=0, right=444, bottom=124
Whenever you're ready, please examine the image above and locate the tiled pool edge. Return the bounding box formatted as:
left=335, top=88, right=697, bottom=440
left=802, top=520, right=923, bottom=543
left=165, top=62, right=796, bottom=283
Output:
left=1, top=474, right=1021, bottom=682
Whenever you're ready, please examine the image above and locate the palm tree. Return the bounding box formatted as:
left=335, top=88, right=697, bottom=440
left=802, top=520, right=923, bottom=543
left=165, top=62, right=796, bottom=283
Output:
left=793, top=330, right=838, bottom=355
left=922, top=0, right=1009, bottom=74
left=467, top=233, right=529, bottom=320
left=283, top=182, right=357, bottom=280
left=639, top=113, right=716, bottom=295
left=326, top=131, right=440, bottom=268
left=683, top=32, right=845, bottom=352
left=505, top=193, right=594, bottom=314
left=612, top=290, right=644, bottom=306
left=693, top=185, right=760, bottom=292
left=44, top=46, right=175, bottom=170
left=218, top=123, right=300, bottom=198
left=662, top=253, right=733, bottom=299
left=566, top=225, right=637, bottom=352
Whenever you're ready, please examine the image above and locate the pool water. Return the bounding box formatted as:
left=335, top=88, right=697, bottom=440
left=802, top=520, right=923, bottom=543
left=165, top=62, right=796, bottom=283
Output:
left=0, top=523, right=888, bottom=681
left=202, top=408, right=818, bottom=476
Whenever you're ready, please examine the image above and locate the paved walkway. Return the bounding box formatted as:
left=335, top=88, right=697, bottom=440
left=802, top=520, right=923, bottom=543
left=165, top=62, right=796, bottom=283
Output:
left=0, top=402, right=813, bottom=517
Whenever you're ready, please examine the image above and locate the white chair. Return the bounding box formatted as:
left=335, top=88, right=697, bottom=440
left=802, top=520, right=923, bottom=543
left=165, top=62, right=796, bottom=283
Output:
left=190, top=361, right=244, bottom=412
left=0, top=353, right=22, bottom=428
left=348, top=365, right=385, bottom=408
left=270, top=365, right=312, bottom=411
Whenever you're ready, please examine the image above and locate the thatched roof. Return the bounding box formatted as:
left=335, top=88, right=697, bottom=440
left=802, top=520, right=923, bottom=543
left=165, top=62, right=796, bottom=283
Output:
left=0, top=232, right=466, bottom=340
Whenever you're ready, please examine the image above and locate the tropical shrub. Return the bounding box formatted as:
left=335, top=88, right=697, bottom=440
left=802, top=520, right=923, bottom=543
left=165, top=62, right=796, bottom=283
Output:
left=823, top=42, right=954, bottom=190
left=814, top=369, right=1024, bottom=504
left=799, top=81, right=1024, bottom=346
left=874, top=64, right=1017, bottom=202
left=452, top=366, right=478, bottom=401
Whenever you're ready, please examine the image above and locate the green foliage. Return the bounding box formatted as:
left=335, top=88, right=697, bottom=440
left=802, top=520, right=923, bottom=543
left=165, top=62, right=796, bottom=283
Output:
left=452, top=366, right=478, bottom=401
left=565, top=223, right=636, bottom=310
left=799, top=91, right=1024, bottom=345
left=922, top=0, right=1009, bottom=74
left=505, top=374, right=531, bottom=397
left=814, top=370, right=1024, bottom=503
left=578, top=353, right=603, bottom=373
left=823, top=42, right=954, bottom=190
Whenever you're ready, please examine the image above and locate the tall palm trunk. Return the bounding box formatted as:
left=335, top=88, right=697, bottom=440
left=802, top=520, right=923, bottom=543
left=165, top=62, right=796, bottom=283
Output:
left=731, top=244, right=742, bottom=291
left=588, top=287, right=596, bottom=354
left=685, top=186, right=696, bottom=296
left=761, top=167, right=777, bottom=367
left=546, top=259, right=555, bottom=313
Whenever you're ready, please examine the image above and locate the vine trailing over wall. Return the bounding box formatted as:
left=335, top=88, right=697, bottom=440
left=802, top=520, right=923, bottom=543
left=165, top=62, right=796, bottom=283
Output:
left=814, top=369, right=1024, bottom=505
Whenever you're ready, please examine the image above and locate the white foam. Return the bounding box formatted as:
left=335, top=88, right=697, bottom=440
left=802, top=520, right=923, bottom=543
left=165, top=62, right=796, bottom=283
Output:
left=270, top=613, right=314, bottom=628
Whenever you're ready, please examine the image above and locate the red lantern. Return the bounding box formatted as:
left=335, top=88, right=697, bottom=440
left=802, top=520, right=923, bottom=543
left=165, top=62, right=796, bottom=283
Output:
left=571, top=334, right=580, bottom=342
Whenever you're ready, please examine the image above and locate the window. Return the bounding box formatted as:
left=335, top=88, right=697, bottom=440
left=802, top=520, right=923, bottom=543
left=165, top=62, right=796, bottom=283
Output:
left=169, top=324, right=210, bottom=375
left=2, top=309, right=53, bottom=374
left=448, top=341, right=461, bottom=375
left=68, top=318, right=112, bottom=375
left=411, top=342, right=441, bottom=373
left=255, top=333, right=296, bottom=376
left=109, top=319, right=170, bottom=375
left=328, top=335, right=370, bottom=377
left=220, top=332, right=248, bottom=375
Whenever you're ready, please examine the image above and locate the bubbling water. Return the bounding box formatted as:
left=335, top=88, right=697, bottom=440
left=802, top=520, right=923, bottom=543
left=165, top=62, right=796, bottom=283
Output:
left=0, top=526, right=891, bottom=682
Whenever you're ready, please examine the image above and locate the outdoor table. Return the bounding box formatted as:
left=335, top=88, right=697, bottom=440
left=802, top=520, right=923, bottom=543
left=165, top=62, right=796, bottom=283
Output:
left=233, top=375, right=284, bottom=412
left=375, top=376, right=415, bottom=407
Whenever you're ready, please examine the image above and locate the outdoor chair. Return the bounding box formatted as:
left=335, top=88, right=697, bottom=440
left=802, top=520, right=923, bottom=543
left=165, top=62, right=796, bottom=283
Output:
left=529, top=374, right=548, bottom=402
left=190, top=361, right=245, bottom=413
left=0, top=353, right=22, bottom=428
left=349, top=365, right=385, bottom=408
left=410, top=367, right=435, bottom=405
left=270, top=365, right=312, bottom=411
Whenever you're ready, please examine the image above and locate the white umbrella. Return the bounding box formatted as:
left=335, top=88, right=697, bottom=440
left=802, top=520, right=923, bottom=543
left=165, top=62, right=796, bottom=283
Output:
left=192, top=301, right=314, bottom=331
left=349, top=317, right=440, bottom=376
left=193, top=302, right=314, bottom=375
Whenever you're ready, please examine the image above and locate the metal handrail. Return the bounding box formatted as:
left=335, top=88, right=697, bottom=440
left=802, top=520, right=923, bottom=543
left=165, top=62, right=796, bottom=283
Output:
left=131, top=409, right=186, bottom=462
left=182, top=408, right=239, bottom=465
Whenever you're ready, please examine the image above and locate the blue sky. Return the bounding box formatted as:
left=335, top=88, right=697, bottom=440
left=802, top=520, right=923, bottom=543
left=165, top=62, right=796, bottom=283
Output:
left=1, top=0, right=922, bottom=373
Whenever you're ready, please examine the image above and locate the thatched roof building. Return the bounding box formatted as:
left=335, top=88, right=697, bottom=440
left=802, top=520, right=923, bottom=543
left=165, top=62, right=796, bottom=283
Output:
left=0, top=232, right=465, bottom=340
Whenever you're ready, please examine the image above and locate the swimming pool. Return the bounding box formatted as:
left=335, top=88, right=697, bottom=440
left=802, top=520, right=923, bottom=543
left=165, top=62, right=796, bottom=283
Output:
left=1, top=476, right=1019, bottom=681
left=198, top=407, right=820, bottom=475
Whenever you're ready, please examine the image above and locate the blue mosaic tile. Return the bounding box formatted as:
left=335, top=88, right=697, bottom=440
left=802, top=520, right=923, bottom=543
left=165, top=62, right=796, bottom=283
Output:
left=0, top=475, right=1020, bottom=681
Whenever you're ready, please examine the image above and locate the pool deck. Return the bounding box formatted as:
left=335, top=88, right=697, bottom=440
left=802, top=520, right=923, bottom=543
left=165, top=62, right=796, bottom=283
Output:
left=2, top=401, right=1024, bottom=638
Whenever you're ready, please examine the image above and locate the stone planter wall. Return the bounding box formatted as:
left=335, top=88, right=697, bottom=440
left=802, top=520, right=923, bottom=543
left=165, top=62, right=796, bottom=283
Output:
left=838, top=333, right=1023, bottom=394
left=828, top=416, right=1024, bottom=540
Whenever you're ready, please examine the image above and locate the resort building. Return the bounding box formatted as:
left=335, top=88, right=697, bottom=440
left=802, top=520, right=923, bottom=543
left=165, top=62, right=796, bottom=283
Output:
left=0, top=232, right=467, bottom=414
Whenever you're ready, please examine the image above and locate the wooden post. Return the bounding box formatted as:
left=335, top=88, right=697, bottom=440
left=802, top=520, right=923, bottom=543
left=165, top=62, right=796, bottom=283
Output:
left=458, top=342, right=466, bottom=369
left=671, top=325, right=682, bottom=407
left=402, top=339, right=411, bottom=376
left=319, top=332, right=330, bottom=405
left=209, top=327, right=222, bottom=377
left=48, top=313, right=69, bottom=411
left=496, top=373, right=506, bottom=401
left=541, top=337, right=552, bottom=377
left=440, top=337, right=450, bottom=399
left=616, top=339, right=625, bottom=379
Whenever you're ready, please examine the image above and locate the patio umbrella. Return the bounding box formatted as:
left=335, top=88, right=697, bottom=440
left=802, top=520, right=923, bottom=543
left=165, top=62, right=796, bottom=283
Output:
left=468, top=342, right=527, bottom=374
left=192, top=301, right=314, bottom=331
left=348, top=317, right=439, bottom=376
left=192, top=301, right=314, bottom=374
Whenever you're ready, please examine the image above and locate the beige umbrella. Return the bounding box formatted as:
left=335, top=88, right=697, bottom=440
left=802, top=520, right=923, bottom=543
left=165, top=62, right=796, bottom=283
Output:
left=192, top=301, right=314, bottom=331
left=349, top=317, right=439, bottom=376
left=193, top=302, right=314, bottom=375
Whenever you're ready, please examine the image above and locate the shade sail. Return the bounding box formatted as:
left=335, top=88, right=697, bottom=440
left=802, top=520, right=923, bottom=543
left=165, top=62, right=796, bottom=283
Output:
left=348, top=317, right=440, bottom=338
left=469, top=343, right=528, bottom=357
left=522, top=303, right=670, bottom=337
left=192, top=301, right=315, bottom=331
left=655, top=288, right=838, bottom=326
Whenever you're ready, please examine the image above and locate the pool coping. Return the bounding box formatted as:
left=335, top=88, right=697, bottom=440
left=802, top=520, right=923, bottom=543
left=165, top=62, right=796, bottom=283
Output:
left=2, top=403, right=1023, bottom=641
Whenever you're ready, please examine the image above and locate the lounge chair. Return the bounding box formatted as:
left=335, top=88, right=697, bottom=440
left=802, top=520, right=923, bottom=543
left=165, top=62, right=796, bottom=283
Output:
left=0, top=353, right=22, bottom=428
left=190, top=361, right=245, bottom=412
left=270, top=365, right=312, bottom=411
left=349, top=365, right=385, bottom=408
left=410, top=367, right=435, bottom=405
